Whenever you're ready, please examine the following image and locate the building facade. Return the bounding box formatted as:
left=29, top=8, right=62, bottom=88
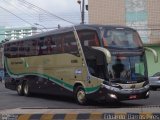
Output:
left=88, top=0, right=160, bottom=76
left=88, top=0, right=160, bottom=44
left=4, top=26, right=37, bottom=41
left=0, top=26, right=5, bottom=42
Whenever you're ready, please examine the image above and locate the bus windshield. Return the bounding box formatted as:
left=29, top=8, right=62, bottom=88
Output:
left=108, top=55, right=146, bottom=83
left=103, top=28, right=143, bottom=48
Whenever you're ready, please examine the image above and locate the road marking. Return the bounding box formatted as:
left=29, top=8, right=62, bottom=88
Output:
left=40, top=114, right=54, bottom=120
left=18, top=114, right=32, bottom=120
left=89, top=112, right=102, bottom=120
left=64, top=112, right=77, bottom=120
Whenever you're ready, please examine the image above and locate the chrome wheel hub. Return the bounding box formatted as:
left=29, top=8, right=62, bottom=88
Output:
left=77, top=90, right=86, bottom=103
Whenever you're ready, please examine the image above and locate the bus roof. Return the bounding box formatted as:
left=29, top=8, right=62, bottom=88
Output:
left=4, top=24, right=136, bottom=44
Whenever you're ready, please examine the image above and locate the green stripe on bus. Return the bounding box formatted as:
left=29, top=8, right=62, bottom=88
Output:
left=5, top=58, right=100, bottom=93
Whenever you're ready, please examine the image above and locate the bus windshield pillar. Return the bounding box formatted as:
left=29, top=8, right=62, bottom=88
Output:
left=91, top=47, right=111, bottom=64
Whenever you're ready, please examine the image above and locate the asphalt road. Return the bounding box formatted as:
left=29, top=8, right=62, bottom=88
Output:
left=0, top=82, right=160, bottom=111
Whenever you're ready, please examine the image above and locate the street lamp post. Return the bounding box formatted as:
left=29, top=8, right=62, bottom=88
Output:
left=77, top=0, right=85, bottom=24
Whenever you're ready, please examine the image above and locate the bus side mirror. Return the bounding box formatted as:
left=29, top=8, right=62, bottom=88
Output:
left=145, top=47, right=158, bottom=63
left=91, top=47, right=111, bottom=64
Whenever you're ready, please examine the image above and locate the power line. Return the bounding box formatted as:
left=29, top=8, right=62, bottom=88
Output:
left=16, top=0, right=75, bottom=25
left=0, top=5, right=34, bottom=26
left=0, top=5, right=46, bottom=32
left=3, top=0, right=36, bottom=18
left=1, top=0, right=83, bottom=25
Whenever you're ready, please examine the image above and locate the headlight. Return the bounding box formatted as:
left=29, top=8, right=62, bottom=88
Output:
left=146, top=91, right=149, bottom=96
left=108, top=93, right=117, bottom=99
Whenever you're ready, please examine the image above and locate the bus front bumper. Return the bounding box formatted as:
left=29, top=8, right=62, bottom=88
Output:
left=88, top=85, right=149, bottom=102
left=99, top=84, right=150, bottom=101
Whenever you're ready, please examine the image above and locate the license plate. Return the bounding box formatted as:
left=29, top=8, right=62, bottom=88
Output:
left=129, top=95, right=137, bottom=99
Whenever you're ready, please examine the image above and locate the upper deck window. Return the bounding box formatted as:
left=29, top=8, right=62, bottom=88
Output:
left=103, top=28, right=143, bottom=48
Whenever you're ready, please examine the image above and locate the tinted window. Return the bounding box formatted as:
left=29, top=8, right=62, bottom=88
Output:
left=63, top=32, right=79, bottom=56
left=25, top=40, right=37, bottom=56
left=18, top=41, right=25, bottom=57
left=52, top=35, right=63, bottom=54
left=4, top=44, right=10, bottom=57
left=79, top=30, right=100, bottom=47
left=4, top=32, right=80, bottom=57
left=38, top=36, right=52, bottom=55
left=7, top=42, right=19, bottom=57
left=103, top=28, right=143, bottom=48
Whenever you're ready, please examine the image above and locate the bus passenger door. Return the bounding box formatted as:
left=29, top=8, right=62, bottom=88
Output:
left=83, top=47, right=107, bottom=79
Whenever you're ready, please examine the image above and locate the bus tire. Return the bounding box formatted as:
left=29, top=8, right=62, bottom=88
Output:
left=74, top=86, right=87, bottom=105
left=23, top=81, right=31, bottom=96
left=16, top=83, right=24, bottom=96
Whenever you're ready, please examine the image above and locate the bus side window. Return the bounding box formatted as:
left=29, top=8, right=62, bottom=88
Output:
left=70, top=41, right=78, bottom=55
left=19, top=41, right=25, bottom=57
left=63, top=32, right=79, bottom=56
left=63, top=34, right=71, bottom=53
left=57, top=39, right=63, bottom=54
left=50, top=36, right=57, bottom=54
left=54, top=35, right=63, bottom=54
left=25, top=41, right=31, bottom=56
left=5, top=44, right=10, bottom=58
left=46, top=36, right=52, bottom=54
left=30, top=40, right=38, bottom=56
left=10, top=42, right=18, bottom=58
left=38, top=39, right=44, bottom=55
left=79, top=30, right=99, bottom=47
left=41, top=36, right=52, bottom=55
left=24, top=40, right=37, bottom=56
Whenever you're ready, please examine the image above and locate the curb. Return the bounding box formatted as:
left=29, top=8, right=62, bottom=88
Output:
left=1, top=112, right=160, bottom=120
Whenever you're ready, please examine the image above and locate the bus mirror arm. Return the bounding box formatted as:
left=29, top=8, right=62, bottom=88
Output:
left=145, top=47, right=158, bottom=63
left=91, top=47, right=112, bottom=64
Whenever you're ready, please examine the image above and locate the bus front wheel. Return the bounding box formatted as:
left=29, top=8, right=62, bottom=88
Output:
left=74, top=86, right=87, bottom=105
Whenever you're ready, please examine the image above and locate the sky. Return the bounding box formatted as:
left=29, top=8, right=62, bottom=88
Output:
left=0, top=0, right=88, bottom=29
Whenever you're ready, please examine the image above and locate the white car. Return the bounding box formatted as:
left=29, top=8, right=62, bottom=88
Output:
left=149, top=72, right=160, bottom=90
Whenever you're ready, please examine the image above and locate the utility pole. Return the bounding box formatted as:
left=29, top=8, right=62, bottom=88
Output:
left=81, top=0, right=85, bottom=24
left=77, top=0, right=85, bottom=24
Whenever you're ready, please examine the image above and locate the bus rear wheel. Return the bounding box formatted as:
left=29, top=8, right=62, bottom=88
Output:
left=17, top=83, right=24, bottom=96
left=23, top=81, right=31, bottom=96
left=75, top=86, right=87, bottom=105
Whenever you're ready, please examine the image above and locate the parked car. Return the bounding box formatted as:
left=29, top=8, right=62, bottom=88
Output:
left=149, top=72, right=160, bottom=90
